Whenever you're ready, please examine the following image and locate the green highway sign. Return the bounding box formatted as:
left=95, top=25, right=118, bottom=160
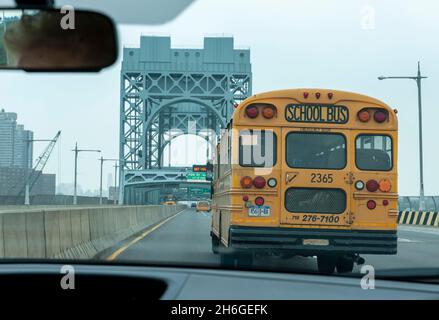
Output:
left=186, top=172, right=207, bottom=181
left=189, top=187, right=211, bottom=194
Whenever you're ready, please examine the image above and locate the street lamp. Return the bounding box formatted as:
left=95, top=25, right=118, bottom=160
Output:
left=113, top=162, right=119, bottom=204
left=72, top=143, right=101, bottom=205
left=378, top=61, right=428, bottom=210
left=98, top=156, right=118, bottom=205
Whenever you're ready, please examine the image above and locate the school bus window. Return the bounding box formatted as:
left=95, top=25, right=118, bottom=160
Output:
left=286, top=132, right=346, bottom=169
left=239, top=130, right=277, bottom=167
left=284, top=187, right=346, bottom=214
left=356, top=134, right=392, bottom=171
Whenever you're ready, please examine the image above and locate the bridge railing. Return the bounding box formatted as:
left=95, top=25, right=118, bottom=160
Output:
left=398, top=196, right=439, bottom=211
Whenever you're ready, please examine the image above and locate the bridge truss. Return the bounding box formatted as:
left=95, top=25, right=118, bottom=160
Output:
left=119, top=36, right=252, bottom=204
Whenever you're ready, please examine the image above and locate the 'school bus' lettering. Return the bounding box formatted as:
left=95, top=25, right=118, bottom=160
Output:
left=285, top=104, right=349, bottom=124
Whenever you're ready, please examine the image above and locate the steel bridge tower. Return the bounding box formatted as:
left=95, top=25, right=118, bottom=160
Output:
left=119, top=36, right=252, bottom=204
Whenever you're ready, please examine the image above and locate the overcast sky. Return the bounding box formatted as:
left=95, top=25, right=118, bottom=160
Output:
left=0, top=0, right=438, bottom=196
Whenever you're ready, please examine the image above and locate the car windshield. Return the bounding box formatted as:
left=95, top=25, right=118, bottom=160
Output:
left=1, top=0, right=438, bottom=280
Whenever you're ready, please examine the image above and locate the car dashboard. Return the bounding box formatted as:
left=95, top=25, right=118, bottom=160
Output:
left=0, top=263, right=438, bottom=302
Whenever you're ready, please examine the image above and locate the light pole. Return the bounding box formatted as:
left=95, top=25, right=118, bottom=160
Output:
left=113, top=162, right=119, bottom=204
left=24, top=137, right=55, bottom=205
left=98, top=156, right=118, bottom=205
left=378, top=61, right=428, bottom=210
left=72, top=143, right=101, bottom=205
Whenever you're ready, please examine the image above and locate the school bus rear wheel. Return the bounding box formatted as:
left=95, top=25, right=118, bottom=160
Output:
left=211, top=235, right=220, bottom=254
left=336, top=255, right=355, bottom=273
left=317, top=255, right=337, bottom=274
left=220, top=253, right=254, bottom=269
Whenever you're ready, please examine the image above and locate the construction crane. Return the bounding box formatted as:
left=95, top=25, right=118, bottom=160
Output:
left=8, top=131, right=61, bottom=204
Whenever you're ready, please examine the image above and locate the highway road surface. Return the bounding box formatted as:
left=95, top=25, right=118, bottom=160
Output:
left=107, top=208, right=439, bottom=273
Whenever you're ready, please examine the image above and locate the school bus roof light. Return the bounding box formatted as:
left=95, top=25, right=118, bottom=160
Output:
left=262, top=105, right=276, bottom=119
left=374, top=110, right=387, bottom=123
left=240, top=176, right=253, bottom=188
left=328, top=92, right=333, bottom=99
left=303, top=92, right=309, bottom=99
left=245, top=105, right=259, bottom=118
left=358, top=109, right=370, bottom=122
left=315, top=92, right=321, bottom=99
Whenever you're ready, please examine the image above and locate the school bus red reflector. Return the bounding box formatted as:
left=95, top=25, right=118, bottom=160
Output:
left=367, top=200, right=376, bottom=210
left=255, top=196, right=265, bottom=206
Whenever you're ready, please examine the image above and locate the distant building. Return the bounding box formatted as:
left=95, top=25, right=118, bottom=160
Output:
left=0, top=167, right=55, bottom=196
left=109, top=186, right=119, bottom=201
left=0, top=109, right=33, bottom=168
left=0, top=109, right=16, bottom=167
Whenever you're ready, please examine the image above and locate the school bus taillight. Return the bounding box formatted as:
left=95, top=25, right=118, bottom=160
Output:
left=379, top=179, right=391, bottom=192
left=358, top=109, right=370, bottom=122
left=262, top=106, right=276, bottom=119
left=366, top=179, right=379, bottom=192
left=245, top=105, right=259, bottom=118
left=253, top=176, right=266, bottom=188
left=240, top=176, right=253, bottom=188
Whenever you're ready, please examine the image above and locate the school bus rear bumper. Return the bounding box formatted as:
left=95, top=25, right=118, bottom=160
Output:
left=228, top=226, right=397, bottom=255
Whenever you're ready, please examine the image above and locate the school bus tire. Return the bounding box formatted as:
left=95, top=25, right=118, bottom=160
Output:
left=336, top=256, right=355, bottom=273
left=211, top=234, right=220, bottom=254
left=317, top=255, right=337, bottom=274
left=220, top=253, right=254, bottom=269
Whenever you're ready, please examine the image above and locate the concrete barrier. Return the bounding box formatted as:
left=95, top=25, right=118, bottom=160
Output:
left=0, top=205, right=186, bottom=259
left=398, top=211, right=439, bottom=227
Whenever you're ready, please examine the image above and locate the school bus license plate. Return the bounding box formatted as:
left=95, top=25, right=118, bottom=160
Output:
left=248, top=206, right=271, bottom=217
left=303, top=239, right=330, bottom=246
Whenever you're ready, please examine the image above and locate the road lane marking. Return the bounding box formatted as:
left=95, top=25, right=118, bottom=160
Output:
left=398, top=225, right=439, bottom=236
left=397, top=237, right=421, bottom=243
left=106, top=209, right=186, bottom=261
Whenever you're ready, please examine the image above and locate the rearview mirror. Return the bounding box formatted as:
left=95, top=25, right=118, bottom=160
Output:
left=0, top=8, right=118, bottom=71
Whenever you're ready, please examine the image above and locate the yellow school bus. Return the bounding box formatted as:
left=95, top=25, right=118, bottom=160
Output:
left=211, top=89, right=398, bottom=273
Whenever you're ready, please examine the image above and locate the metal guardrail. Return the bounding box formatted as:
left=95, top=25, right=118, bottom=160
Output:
left=398, top=196, right=439, bottom=211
